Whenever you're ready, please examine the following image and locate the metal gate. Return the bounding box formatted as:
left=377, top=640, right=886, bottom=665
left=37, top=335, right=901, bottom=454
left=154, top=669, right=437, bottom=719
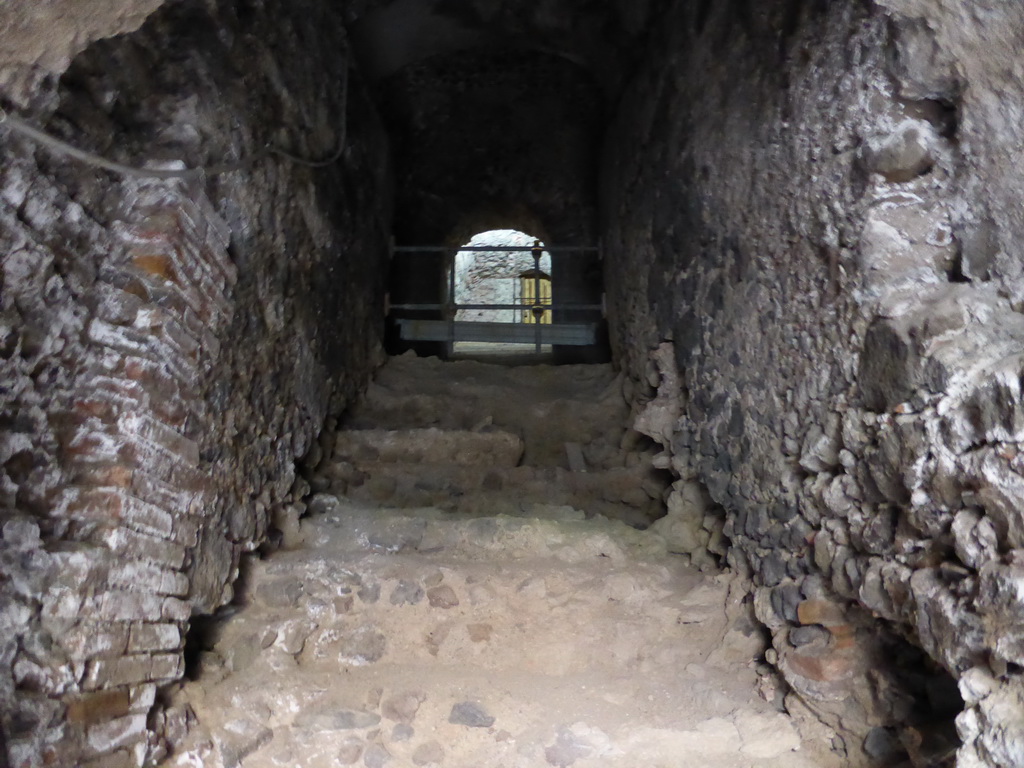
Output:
left=387, top=242, right=603, bottom=354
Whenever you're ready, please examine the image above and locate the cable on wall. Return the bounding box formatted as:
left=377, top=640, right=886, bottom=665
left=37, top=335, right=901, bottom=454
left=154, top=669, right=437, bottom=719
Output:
left=0, top=48, right=350, bottom=180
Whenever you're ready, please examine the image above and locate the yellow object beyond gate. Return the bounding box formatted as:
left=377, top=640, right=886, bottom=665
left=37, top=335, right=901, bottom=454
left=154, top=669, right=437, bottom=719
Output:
left=520, top=269, right=552, bottom=324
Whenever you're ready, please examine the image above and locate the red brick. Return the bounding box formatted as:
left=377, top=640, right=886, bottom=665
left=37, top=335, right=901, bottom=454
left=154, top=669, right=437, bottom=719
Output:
left=132, top=253, right=176, bottom=282
left=89, top=372, right=190, bottom=428
left=61, top=427, right=130, bottom=466
left=158, top=315, right=201, bottom=361
left=122, top=216, right=233, bottom=325
left=65, top=488, right=175, bottom=540
left=796, top=599, right=847, bottom=627
left=130, top=469, right=197, bottom=512
left=787, top=648, right=858, bottom=683
left=137, top=202, right=234, bottom=286
left=127, top=413, right=200, bottom=465
left=119, top=354, right=198, bottom=401
left=87, top=318, right=157, bottom=359
left=72, top=463, right=135, bottom=489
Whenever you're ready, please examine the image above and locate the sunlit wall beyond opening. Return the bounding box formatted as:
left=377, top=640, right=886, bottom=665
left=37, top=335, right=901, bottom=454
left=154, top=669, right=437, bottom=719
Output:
left=451, top=229, right=553, bottom=357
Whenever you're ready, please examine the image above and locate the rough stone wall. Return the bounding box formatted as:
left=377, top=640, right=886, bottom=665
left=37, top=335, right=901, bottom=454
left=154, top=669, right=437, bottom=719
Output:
left=0, top=1, right=391, bottom=766
left=0, top=0, right=168, bottom=104
left=604, top=0, right=1024, bottom=764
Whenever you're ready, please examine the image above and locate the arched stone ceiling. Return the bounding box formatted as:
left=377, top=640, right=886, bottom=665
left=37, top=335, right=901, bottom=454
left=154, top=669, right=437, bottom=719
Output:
left=349, top=0, right=659, bottom=95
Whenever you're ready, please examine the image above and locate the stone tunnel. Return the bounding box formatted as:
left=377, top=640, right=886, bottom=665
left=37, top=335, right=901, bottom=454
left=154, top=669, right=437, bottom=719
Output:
left=1, top=0, right=1024, bottom=766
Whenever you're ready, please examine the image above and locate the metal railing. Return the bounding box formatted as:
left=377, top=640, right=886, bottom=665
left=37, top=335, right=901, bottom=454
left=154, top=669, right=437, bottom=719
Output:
left=388, top=242, right=603, bottom=353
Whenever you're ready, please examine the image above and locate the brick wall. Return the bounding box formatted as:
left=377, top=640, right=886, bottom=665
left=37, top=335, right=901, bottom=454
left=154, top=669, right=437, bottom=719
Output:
left=0, top=0, right=392, bottom=765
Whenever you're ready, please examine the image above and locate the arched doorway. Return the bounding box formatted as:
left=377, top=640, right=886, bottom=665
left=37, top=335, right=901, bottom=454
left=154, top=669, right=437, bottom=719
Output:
left=452, top=230, right=552, bottom=356
left=450, top=230, right=553, bottom=357
left=387, top=230, right=603, bottom=361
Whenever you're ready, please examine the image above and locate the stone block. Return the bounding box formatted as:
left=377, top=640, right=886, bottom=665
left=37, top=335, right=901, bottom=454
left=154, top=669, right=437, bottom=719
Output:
left=889, top=16, right=959, bottom=100
left=161, top=597, right=191, bottom=623
left=111, top=562, right=189, bottom=597
left=58, top=623, right=130, bottom=659
left=89, top=283, right=144, bottom=325
left=215, top=718, right=273, bottom=768
left=858, top=317, right=920, bottom=412
left=130, top=683, right=157, bottom=712
left=862, top=120, right=940, bottom=183
left=89, top=589, right=165, bottom=622
left=448, top=701, right=494, bottom=728
left=382, top=691, right=427, bottom=724
left=127, top=412, right=200, bottom=465
left=426, top=585, right=459, bottom=608
left=66, top=689, right=132, bottom=726
left=12, top=655, right=75, bottom=694
left=87, top=317, right=157, bottom=359
left=83, top=656, right=152, bottom=690
left=978, top=483, right=1024, bottom=551
left=86, top=713, right=147, bottom=756
left=127, top=622, right=182, bottom=653
left=67, top=488, right=175, bottom=540
left=96, top=526, right=187, bottom=569
left=2, top=517, right=41, bottom=550
left=149, top=652, right=184, bottom=681
left=952, top=509, right=999, bottom=570
left=910, top=568, right=987, bottom=673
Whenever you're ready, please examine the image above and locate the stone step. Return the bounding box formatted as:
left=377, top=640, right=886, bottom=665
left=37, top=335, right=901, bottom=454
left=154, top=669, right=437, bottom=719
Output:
left=315, top=462, right=667, bottom=527
left=333, top=428, right=525, bottom=468
left=297, top=501, right=671, bottom=562
left=340, top=358, right=631, bottom=469
left=364, top=354, right=623, bottom=404
left=185, top=666, right=810, bottom=768
left=172, top=509, right=817, bottom=768
left=347, top=387, right=625, bottom=432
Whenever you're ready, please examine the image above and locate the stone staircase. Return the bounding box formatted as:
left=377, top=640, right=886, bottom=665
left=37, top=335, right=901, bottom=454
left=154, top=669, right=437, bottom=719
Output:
left=162, top=354, right=840, bottom=768
left=317, top=353, right=667, bottom=528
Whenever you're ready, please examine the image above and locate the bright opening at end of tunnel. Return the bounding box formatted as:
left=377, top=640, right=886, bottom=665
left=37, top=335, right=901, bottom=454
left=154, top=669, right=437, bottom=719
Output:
left=451, top=229, right=554, bottom=358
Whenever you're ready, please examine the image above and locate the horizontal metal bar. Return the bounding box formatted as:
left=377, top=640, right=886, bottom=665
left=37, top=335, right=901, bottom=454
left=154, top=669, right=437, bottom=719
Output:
left=397, top=319, right=597, bottom=345
left=392, top=245, right=599, bottom=254
left=389, top=303, right=602, bottom=312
